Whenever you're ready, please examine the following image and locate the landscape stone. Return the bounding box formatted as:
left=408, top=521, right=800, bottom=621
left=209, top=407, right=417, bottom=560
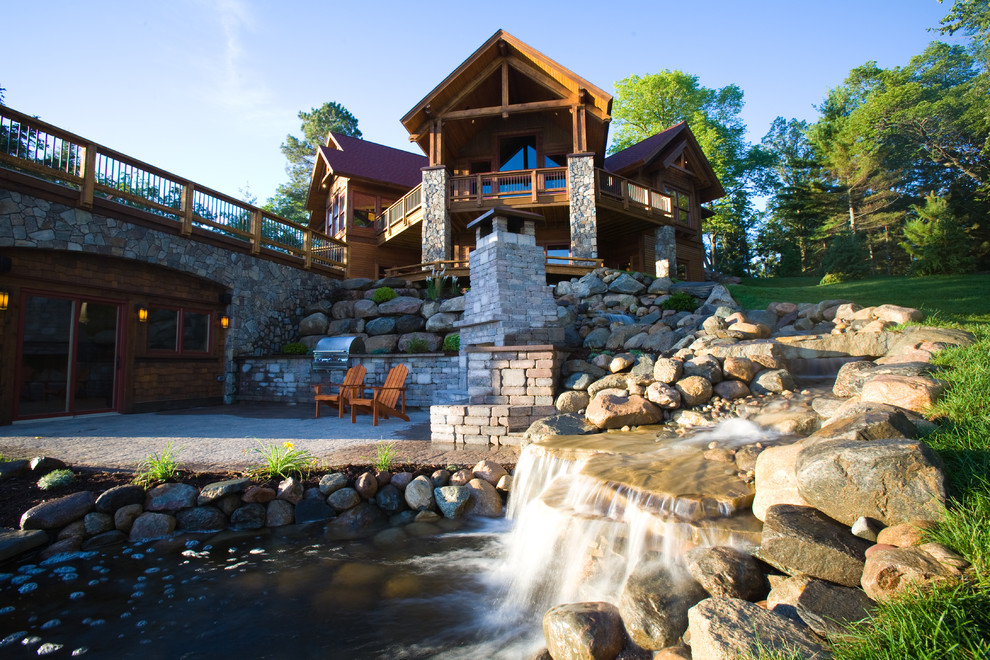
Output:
left=0, top=529, right=49, bottom=563
left=543, top=602, right=625, bottom=660
left=685, top=546, right=764, bottom=600
left=198, top=477, right=251, bottom=505
left=556, top=390, right=590, bottom=413
left=375, top=484, right=405, bottom=515
left=319, top=473, right=348, bottom=495
left=808, top=403, right=918, bottom=442
left=324, top=502, right=387, bottom=540
left=794, top=578, right=875, bottom=638
left=674, top=376, right=713, bottom=408
left=293, top=498, right=334, bottom=523
left=404, top=476, right=436, bottom=511
left=434, top=486, right=471, bottom=519
left=473, top=459, right=508, bottom=486
left=0, top=459, right=31, bottom=480
left=860, top=374, right=946, bottom=414
left=83, top=512, right=114, bottom=536
left=687, top=597, right=830, bottom=660
left=465, top=478, right=504, bottom=517
left=354, top=471, right=379, bottom=499
left=645, top=382, right=681, bottom=409
left=653, top=358, right=684, bottom=383
left=277, top=477, right=305, bottom=504
left=524, top=413, right=599, bottom=443
left=29, top=456, right=68, bottom=475
left=176, top=506, right=227, bottom=531
left=751, top=369, right=796, bottom=394
left=129, top=512, right=176, bottom=541
left=229, top=503, right=266, bottom=530
left=145, top=483, right=198, bottom=512
left=876, top=520, right=939, bottom=547
left=266, top=499, right=295, bottom=527
left=586, top=393, right=663, bottom=429
left=94, top=484, right=145, bottom=513
left=20, top=491, right=95, bottom=530
left=861, top=546, right=959, bottom=601
left=328, top=487, right=362, bottom=511
left=619, top=561, right=706, bottom=650
left=114, top=503, right=143, bottom=533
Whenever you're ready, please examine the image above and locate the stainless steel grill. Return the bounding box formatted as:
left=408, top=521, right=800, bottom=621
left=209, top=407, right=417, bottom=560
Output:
left=312, top=336, right=365, bottom=372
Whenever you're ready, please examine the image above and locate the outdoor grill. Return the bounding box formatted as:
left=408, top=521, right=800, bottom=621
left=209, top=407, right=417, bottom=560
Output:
left=312, top=336, right=365, bottom=373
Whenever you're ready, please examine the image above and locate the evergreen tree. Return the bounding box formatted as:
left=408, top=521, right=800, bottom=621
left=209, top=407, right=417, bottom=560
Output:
left=900, top=193, right=976, bottom=275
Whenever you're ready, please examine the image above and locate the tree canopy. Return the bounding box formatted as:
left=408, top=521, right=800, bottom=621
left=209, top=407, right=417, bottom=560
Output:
left=264, top=101, right=362, bottom=225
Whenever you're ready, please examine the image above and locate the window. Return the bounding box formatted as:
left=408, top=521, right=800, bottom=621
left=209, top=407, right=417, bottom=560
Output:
left=148, top=307, right=211, bottom=354
left=352, top=192, right=378, bottom=228
left=665, top=187, right=692, bottom=226
left=499, top=135, right=537, bottom=171
left=544, top=154, right=567, bottom=168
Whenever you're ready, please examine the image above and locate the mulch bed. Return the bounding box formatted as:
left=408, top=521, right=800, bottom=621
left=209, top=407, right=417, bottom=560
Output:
left=0, top=463, right=462, bottom=530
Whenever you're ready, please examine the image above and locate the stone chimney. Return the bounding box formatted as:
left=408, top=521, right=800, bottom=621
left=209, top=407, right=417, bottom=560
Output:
left=456, top=207, right=563, bottom=347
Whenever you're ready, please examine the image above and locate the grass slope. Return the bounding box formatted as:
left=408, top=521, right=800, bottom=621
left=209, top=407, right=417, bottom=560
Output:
left=730, top=274, right=990, bottom=659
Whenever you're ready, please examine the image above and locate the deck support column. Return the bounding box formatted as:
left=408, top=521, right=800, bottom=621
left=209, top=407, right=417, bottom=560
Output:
left=421, top=166, right=451, bottom=263
left=654, top=225, right=676, bottom=278
left=567, top=153, right=597, bottom=259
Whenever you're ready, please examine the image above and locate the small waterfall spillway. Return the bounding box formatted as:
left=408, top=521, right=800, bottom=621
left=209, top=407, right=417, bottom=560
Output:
left=485, top=419, right=780, bottom=653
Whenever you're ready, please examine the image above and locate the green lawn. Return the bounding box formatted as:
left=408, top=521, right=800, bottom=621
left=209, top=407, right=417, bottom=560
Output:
left=729, top=273, right=990, bottom=324
left=735, top=274, right=990, bottom=659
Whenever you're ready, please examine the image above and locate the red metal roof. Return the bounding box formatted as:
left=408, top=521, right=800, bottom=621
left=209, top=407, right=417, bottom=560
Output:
left=320, top=132, right=427, bottom=189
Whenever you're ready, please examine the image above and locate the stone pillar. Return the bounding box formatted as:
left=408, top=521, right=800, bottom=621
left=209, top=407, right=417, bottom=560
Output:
left=567, top=153, right=597, bottom=258
left=421, top=166, right=451, bottom=263
left=654, top=225, right=676, bottom=278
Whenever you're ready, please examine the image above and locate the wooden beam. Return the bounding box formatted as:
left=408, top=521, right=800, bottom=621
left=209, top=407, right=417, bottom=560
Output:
left=501, top=61, right=510, bottom=118
left=442, top=98, right=574, bottom=121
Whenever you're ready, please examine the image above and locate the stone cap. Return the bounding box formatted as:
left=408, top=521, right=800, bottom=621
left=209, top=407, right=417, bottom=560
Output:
left=466, top=207, right=545, bottom=233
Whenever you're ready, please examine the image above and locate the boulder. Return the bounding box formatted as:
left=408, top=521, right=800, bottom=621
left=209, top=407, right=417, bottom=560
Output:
left=375, top=484, right=406, bottom=515
left=0, top=459, right=30, bottom=480
left=398, top=332, right=442, bottom=353
left=294, top=498, right=334, bottom=523
left=328, top=487, right=361, bottom=512
left=395, top=314, right=425, bottom=333
left=753, top=441, right=811, bottom=520
left=563, top=372, right=596, bottom=391
left=876, top=520, right=939, bottom=547
left=647, top=277, right=673, bottom=294
left=365, top=317, right=397, bottom=336
left=266, top=500, right=295, bottom=527
left=861, top=546, right=959, bottom=601
left=860, top=374, right=946, bottom=414
left=586, top=394, right=663, bottom=429
left=832, top=360, right=933, bottom=398
left=229, top=503, right=267, bottom=530
left=562, top=359, right=608, bottom=379
left=572, top=273, right=608, bottom=297
left=198, top=478, right=251, bottom=505
left=277, top=477, right=305, bottom=504
left=796, top=438, right=946, bottom=526
left=145, top=483, right=198, bottom=512
left=524, top=414, right=599, bottom=443
left=94, top=484, right=145, bottom=513
left=583, top=327, right=612, bottom=350
left=808, top=403, right=917, bottom=442
left=434, top=486, right=471, bottom=520
left=685, top=546, right=764, bottom=600
left=439, top=296, right=466, bottom=313
left=609, top=353, right=636, bottom=373
left=404, top=476, right=436, bottom=511
left=425, top=312, right=458, bottom=333
left=687, top=597, right=830, bottom=660
left=620, top=561, right=707, bottom=650
left=587, top=374, right=631, bottom=398
left=176, top=506, right=227, bottom=532
left=684, top=355, right=723, bottom=384
left=653, top=358, right=684, bottom=384
left=298, top=312, right=329, bottom=336
left=543, top=602, right=625, bottom=660
left=319, top=473, right=348, bottom=495
left=377, top=296, right=424, bottom=316
left=83, top=512, right=114, bottom=536
left=473, top=460, right=509, bottom=486
left=330, top=300, right=355, bottom=319
left=873, top=304, right=924, bottom=325
left=465, top=478, right=503, bottom=517
left=324, top=502, right=387, bottom=540
left=129, top=512, right=176, bottom=541
left=757, top=504, right=871, bottom=587
left=674, top=376, right=713, bottom=408
left=556, top=390, right=590, bottom=413
left=645, top=382, right=681, bottom=409
left=114, top=503, right=143, bottom=533
left=20, top=491, right=95, bottom=530
left=713, top=380, right=750, bottom=401
left=751, top=369, right=796, bottom=395
left=29, top=456, right=68, bottom=475
left=0, top=529, right=49, bottom=563
left=354, top=471, right=379, bottom=499
left=794, top=578, right=875, bottom=638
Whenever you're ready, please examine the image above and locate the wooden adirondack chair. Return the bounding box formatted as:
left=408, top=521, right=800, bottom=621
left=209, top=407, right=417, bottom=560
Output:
left=348, top=363, right=409, bottom=426
left=314, top=364, right=366, bottom=418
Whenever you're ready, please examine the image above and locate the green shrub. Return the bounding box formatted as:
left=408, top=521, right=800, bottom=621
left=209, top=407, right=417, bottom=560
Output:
left=250, top=440, right=316, bottom=481
left=134, top=441, right=182, bottom=487
left=404, top=337, right=430, bottom=354
left=371, top=286, right=398, bottom=304
left=818, top=272, right=848, bottom=285
left=660, top=291, right=698, bottom=312
left=900, top=194, right=976, bottom=276
left=364, top=440, right=399, bottom=472
left=282, top=342, right=309, bottom=355
left=820, top=231, right=870, bottom=282
left=38, top=469, right=74, bottom=490
left=442, top=334, right=460, bottom=352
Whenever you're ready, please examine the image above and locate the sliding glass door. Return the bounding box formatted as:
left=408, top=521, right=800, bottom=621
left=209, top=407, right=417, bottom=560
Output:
left=16, top=294, right=122, bottom=419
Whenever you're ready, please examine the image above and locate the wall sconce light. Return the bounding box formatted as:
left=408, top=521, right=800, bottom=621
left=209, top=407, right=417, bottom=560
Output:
left=220, top=315, right=230, bottom=330
left=0, top=290, right=8, bottom=311
left=136, top=305, right=148, bottom=322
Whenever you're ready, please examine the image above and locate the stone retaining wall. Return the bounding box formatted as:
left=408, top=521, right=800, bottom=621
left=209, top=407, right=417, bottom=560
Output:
left=235, top=353, right=465, bottom=408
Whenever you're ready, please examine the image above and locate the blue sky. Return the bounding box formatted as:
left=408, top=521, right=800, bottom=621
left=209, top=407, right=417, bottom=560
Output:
left=3, top=1, right=956, bottom=204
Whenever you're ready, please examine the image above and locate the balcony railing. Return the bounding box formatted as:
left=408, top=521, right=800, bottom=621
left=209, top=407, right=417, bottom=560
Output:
left=596, top=169, right=673, bottom=219
left=374, top=183, right=423, bottom=235
left=449, top=167, right=568, bottom=206
left=0, top=105, right=347, bottom=273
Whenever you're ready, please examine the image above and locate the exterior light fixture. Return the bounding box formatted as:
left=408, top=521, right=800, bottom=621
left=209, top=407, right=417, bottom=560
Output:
left=136, top=305, right=148, bottom=322
left=0, top=290, right=8, bottom=311
left=220, top=315, right=230, bottom=330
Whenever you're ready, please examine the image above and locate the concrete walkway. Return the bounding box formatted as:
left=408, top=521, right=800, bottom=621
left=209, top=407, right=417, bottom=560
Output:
left=0, top=404, right=520, bottom=472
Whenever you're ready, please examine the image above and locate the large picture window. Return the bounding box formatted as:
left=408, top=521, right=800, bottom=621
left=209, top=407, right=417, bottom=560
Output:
left=148, top=307, right=211, bottom=354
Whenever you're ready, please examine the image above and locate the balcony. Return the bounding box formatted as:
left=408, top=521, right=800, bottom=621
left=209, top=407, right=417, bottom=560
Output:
left=375, top=184, right=423, bottom=244
left=595, top=169, right=674, bottom=224
left=449, top=167, right=568, bottom=212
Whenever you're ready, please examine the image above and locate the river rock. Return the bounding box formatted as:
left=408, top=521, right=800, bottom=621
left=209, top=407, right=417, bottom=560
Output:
left=808, top=403, right=918, bottom=442
left=298, top=312, right=329, bottom=336
left=81, top=530, right=126, bottom=550
left=449, top=469, right=473, bottom=486
left=114, top=503, right=143, bottom=533
left=324, top=502, right=387, bottom=540
left=242, top=486, right=276, bottom=503
left=176, top=506, right=227, bottom=531
left=608, top=272, right=646, bottom=294
left=319, top=473, right=348, bottom=495
left=229, top=503, right=266, bottom=530
left=29, top=456, right=68, bottom=475
left=796, top=438, right=946, bottom=526
left=293, top=498, right=334, bottom=523
left=465, top=478, right=503, bottom=517
left=586, top=393, right=663, bottom=429
left=0, top=459, right=30, bottom=480
left=277, top=477, right=305, bottom=504
left=751, top=369, right=796, bottom=394
left=757, top=504, right=871, bottom=587
left=645, top=382, right=681, bottom=409
left=685, top=546, right=764, bottom=600
left=404, top=476, right=436, bottom=511
left=675, top=376, right=713, bottom=408
left=431, top=469, right=451, bottom=487
left=619, top=560, right=707, bottom=650
left=609, top=353, right=636, bottom=373
left=354, top=471, right=379, bottom=499
left=876, top=520, right=939, bottom=547
left=129, top=512, right=176, bottom=541
left=713, top=380, right=750, bottom=401
left=752, top=441, right=811, bottom=521
left=684, top=355, right=723, bottom=384
left=20, top=491, right=95, bottom=530
left=583, top=327, right=612, bottom=350
left=524, top=413, right=601, bottom=444
left=473, top=460, right=508, bottom=486
left=83, top=512, right=114, bottom=536
left=328, top=487, right=361, bottom=512
left=266, top=500, right=295, bottom=527
left=95, top=484, right=145, bottom=513
left=0, top=529, right=49, bottom=563
left=722, top=357, right=760, bottom=383
left=425, top=312, right=458, bottom=333
left=556, top=391, right=590, bottom=413
left=145, top=483, right=198, bottom=512
left=687, top=597, right=829, bottom=660
left=543, top=601, right=625, bottom=660
left=861, top=546, right=959, bottom=601
left=434, top=486, right=471, bottom=519
left=375, top=484, right=405, bottom=515
left=365, top=316, right=397, bottom=335
left=794, top=578, right=875, bottom=638
left=378, top=296, right=423, bottom=315
left=860, top=374, right=946, bottom=414
left=563, top=372, right=596, bottom=391
left=587, top=374, right=631, bottom=398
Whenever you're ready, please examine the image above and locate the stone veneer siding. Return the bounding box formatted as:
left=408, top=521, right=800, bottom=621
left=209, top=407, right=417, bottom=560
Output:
left=236, top=353, right=465, bottom=409
left=0, top=187, right=341, bottom=403
left=654, top=225, right=676, bottom=278
left=420, top=166, right=451, bottom=263
left=567, top=153, right=597, bottom=258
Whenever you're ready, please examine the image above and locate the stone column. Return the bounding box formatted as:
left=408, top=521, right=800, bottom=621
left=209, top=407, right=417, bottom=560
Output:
left=421, top=166, right=451, bottom=263
left=567, top=153, right=597, bottom=259
left=654, top=225, right=676, bottom=278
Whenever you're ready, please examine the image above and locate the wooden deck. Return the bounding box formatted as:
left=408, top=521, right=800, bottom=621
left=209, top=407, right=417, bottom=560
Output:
left=384, top=256, right=602, bottom=282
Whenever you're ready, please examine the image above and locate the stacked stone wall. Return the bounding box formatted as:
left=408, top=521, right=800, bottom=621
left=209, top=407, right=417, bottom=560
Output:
left=567, top=153, right=597, bottom=258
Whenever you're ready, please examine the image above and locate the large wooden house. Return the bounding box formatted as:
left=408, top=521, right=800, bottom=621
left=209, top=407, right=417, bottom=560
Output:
left=306, top=30, right=724, bottom=282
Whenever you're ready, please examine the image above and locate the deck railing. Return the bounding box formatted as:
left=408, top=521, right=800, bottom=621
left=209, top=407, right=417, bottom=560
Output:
left=374, top=183, right=423, bottom=234
left=596, top=169, right=673, bottom=218
left=0, top=105, right=347, bottom=273
left=449, top=167, right=568, bottom=205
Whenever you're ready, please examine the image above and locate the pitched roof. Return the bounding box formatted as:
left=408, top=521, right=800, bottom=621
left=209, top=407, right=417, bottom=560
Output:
left=603, top=123, right=687, bottom=174
left=319, top=132, right=427, bottom=188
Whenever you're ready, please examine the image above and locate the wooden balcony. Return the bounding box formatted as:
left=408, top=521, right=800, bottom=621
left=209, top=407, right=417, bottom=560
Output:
left=375, top=184, right=423, bottom=245
left=384, top=255, right=602, bottom=282
left=595, top=169, right=674, bottom=224
left=449, top=167, right=568, bottom=212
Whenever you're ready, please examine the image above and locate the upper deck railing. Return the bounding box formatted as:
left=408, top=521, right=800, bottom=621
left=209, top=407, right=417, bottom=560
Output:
left=0, top=105, right=347, bottom=273
left=449, top=167, right=567, bottom=206
left=374, top=183, right=423, bottom=235
left=596, top=169, right=673, bottom=220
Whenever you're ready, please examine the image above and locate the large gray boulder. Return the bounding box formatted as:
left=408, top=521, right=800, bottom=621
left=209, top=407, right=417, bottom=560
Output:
left=298, top=312, right=329, bottom=336
left=145, top=483, right=198, bottom=512
left=586, top=394, right=663, bottom=429
left=20, top=491, right=95, bottom=530
left=543, top=602, right=625, bottom=660
left=809, top=403, right=918, bottom=442
left=377, top=296, right=424, bottom=316
left=619, top=561, right=707, bottom=650
left=687, top=597, right=830, bottom=660
left=832, top=360, right=933, bottom=398
left=757, top=504, right=871, bottom=587
left=685, top=546, right=764, bottom=600
left=524, top=414, right=599, bottom=444
left=793, top=578, right=875, bottom=638
left=608, top=272, right=646, bottom=294
left=796, top=438, right=946, bottom=526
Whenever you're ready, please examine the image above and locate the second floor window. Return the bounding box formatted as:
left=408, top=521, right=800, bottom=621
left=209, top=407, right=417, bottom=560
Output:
left=665, top=187, right=692, bottom=226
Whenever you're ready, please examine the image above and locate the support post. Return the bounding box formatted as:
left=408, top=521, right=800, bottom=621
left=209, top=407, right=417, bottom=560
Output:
left=567, top=153, right=597, bottom=259
left=79, top=143, right=96, bottom=210
left=654, top=225, right=676, bottom=278
left=421, top=166, right=451, bottom=263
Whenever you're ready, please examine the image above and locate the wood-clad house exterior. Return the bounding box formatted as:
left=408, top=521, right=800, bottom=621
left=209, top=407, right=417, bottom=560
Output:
left=306, top=29, right=725, bottom=281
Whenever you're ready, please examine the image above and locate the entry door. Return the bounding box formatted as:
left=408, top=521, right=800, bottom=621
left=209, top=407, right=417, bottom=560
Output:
left=16, top=294, right=123, bottom=419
